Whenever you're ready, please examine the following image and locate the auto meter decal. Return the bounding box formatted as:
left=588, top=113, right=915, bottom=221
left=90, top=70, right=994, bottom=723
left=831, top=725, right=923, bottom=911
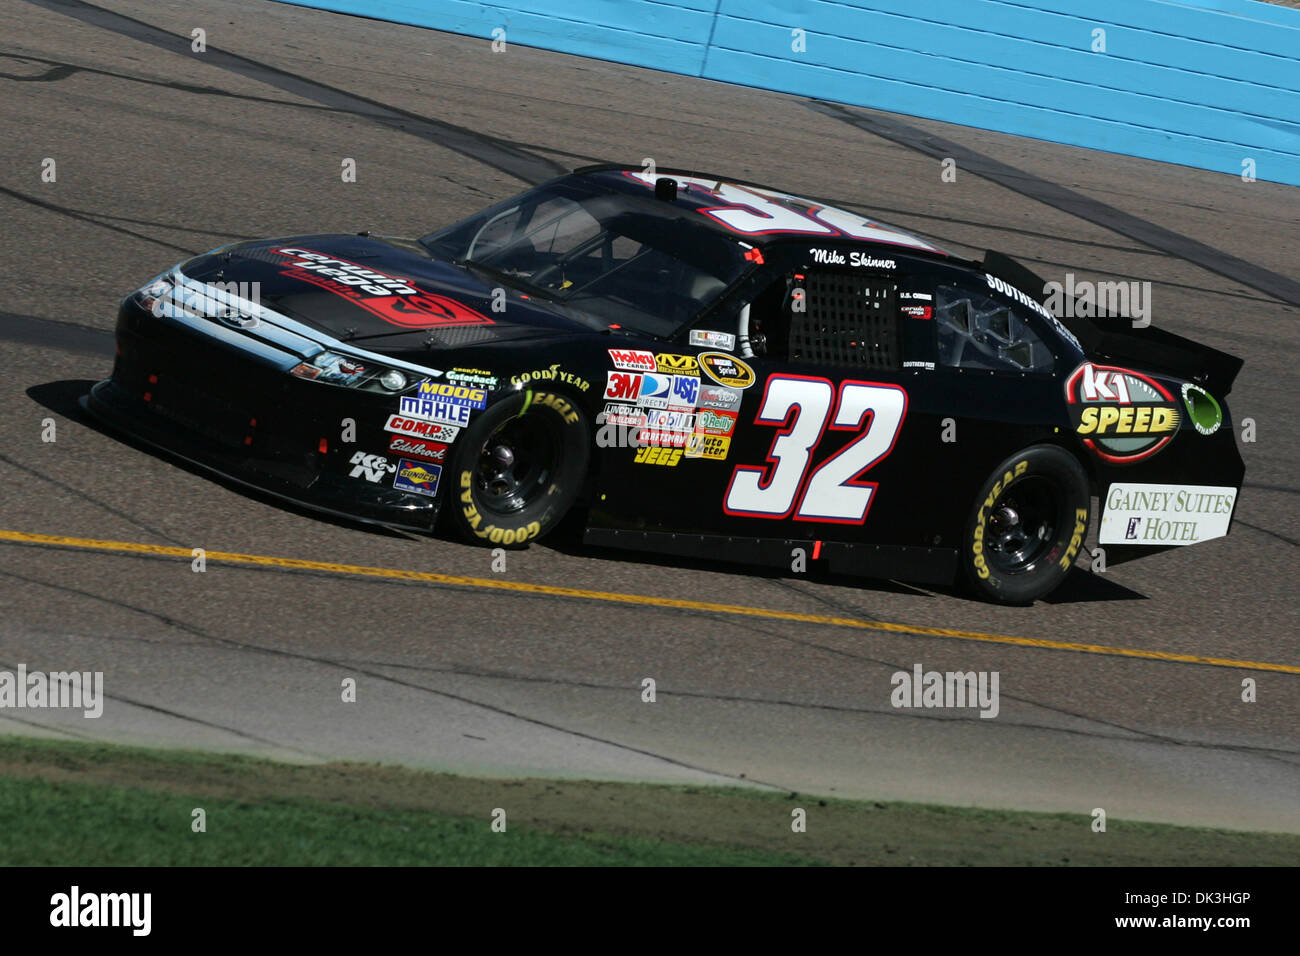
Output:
left=1065, top=363, right=1180, bottom=463
left=270, top=248, right=492, bottom=329
left=698, top=352, right=756, bottom=389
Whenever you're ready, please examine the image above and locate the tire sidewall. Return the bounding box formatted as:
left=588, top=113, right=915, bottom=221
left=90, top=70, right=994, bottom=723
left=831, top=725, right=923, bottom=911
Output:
left=964, top=445, right=1090, bottom=604
left=447, top=388, right=589, bottom=547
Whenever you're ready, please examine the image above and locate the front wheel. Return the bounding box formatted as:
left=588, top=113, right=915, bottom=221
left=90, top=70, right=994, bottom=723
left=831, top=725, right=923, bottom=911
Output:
left=445, top=388, right=590, bottom=547
left=962, top=445, right=1090, bottom=604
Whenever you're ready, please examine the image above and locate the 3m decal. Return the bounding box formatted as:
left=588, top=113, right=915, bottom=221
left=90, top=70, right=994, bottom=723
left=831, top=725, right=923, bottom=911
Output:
left=1065, top=363, right=1180, bottom=463
left=382, top=414, right=460, bottom=442
left=604, top=371, right=643, bottom=401
left=724, top=375, right=907, bottom=524
left=393, top=459, right=442, bottom=497
left=698, top=352, right=756, bottom=389
left=270, top=248, right=492, bottom=329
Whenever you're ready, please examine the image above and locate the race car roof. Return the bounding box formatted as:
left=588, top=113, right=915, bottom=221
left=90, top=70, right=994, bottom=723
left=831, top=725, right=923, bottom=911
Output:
left=574, top=164, right=951, bottom=257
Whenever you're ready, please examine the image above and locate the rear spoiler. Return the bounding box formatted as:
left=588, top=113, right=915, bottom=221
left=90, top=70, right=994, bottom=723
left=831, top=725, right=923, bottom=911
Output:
left=981, top=250, right=1243, bottom=397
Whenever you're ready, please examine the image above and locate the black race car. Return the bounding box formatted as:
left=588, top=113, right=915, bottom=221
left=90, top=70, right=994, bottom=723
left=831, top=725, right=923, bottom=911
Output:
left=87, top=165, right=1244, bottom=603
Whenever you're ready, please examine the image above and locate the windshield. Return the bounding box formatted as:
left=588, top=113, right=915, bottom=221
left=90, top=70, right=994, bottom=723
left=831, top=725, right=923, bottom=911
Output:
left=420, top=182, right=751, bottom=337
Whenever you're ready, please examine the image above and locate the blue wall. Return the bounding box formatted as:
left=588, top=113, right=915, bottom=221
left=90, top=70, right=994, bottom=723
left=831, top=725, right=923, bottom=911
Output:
left=276, top=0, right=1300, bottom=186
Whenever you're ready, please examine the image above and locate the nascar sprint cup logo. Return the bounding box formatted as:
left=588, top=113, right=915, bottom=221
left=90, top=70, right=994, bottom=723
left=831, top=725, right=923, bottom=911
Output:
left=1065, top=363, right=1180, bottom=463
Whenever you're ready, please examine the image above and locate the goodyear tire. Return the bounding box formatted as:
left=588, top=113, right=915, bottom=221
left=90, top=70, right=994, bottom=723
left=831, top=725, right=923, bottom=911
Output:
left=446, top=388, right=589, bottom=548
left=962, top=445, right=1090, bottom=605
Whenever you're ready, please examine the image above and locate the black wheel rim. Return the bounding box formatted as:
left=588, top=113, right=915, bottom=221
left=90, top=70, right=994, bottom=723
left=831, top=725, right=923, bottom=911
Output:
left=474, top=413, right=559, bottom=518
left=984, top=476, right=1060, bottom=575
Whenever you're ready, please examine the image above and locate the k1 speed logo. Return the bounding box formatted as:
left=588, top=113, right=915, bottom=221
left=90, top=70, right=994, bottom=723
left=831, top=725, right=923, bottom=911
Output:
left=1065, top=363, right=1181, bottom=463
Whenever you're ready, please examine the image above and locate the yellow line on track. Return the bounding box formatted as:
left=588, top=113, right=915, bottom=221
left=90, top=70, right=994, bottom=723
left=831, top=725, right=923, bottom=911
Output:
left=1, top=528, right=1296, bottom=674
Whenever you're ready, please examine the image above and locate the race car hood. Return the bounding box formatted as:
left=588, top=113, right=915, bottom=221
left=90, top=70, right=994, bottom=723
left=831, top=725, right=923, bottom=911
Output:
left=178, top=235, right=596, bottom=350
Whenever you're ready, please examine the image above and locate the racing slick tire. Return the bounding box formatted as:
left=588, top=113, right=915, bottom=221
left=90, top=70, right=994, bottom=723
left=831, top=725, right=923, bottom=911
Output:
left=446, top=387, right=589, bottom=548
left=962, top=444, right=1090, bottom=605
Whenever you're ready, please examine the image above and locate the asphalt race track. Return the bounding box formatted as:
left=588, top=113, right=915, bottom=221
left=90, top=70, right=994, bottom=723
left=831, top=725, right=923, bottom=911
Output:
left=1, top=0, right=1297, bottom=832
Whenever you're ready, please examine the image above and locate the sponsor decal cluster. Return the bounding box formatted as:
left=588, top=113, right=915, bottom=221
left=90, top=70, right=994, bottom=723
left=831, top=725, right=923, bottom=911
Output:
left=1066, top=363, right=1180, bottom=463
left=603, top=350, right=754, bottom=464
left=510, top=363, right=590, bottom=391
left=1099, top=483, right=1237, bottom=546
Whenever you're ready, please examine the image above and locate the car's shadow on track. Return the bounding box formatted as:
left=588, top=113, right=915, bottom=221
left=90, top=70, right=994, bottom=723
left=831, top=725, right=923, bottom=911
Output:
left=28, top=379, right=415, bottom=541
left=545, top=509, right=1147, bottom=605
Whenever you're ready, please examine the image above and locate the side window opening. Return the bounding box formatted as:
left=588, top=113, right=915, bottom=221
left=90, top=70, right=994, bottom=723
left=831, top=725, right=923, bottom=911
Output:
left=790, top=271, right=899, bottom=368
left=936, top=284, right=1052, bottom=372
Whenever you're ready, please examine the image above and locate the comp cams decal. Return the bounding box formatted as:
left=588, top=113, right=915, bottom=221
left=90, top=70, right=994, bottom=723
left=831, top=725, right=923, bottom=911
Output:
left=383, top=415, right=460, bottom=442
left=1065, top=363, right=1180, bottom=463
left=270, top=248, right=493, bottom=329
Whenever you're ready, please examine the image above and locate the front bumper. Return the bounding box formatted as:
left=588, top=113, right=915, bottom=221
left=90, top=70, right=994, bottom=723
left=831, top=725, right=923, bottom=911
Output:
left=86, top=297, right=444, bottom=532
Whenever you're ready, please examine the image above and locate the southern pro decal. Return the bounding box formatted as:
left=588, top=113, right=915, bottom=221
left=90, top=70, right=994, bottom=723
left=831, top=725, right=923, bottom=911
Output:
left=271, top=247, right=492, bottom=329
left=1099, top=483, right=1237, bottom=546
left=1065, top=363, right=1180, bottom=463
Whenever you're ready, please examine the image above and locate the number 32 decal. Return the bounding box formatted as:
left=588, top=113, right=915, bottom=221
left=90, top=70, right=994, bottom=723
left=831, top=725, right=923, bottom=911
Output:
left=724, top=375, right=907, bottom=524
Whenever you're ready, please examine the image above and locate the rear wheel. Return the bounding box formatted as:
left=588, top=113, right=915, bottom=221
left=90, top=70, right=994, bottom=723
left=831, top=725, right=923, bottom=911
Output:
left=962, top=445, right=1090, bottom=604
left=446, top=388, right=589, bottom=547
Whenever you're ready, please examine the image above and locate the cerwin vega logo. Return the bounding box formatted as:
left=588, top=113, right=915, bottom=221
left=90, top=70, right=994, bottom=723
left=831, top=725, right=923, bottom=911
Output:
left=271, top=248, right=492, bottom=329
left=1065, top=363, right=1180, bottom=463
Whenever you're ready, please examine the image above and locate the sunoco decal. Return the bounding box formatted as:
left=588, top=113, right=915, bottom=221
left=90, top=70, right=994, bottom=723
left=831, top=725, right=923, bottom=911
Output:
left=271, top=247, right=492, bottom=329
left=1065, top=363, right=1180, bottom=463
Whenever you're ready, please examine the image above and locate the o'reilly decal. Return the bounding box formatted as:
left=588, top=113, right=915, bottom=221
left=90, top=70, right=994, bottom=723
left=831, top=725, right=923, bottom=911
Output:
left=1099, top=483, right=1237, bottom=546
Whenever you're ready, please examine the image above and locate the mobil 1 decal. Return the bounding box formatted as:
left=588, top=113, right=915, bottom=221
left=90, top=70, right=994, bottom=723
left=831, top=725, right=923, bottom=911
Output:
left=724, top=374, right=907, bottom=524
left=1065, top=363, right=1180, bottom=463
